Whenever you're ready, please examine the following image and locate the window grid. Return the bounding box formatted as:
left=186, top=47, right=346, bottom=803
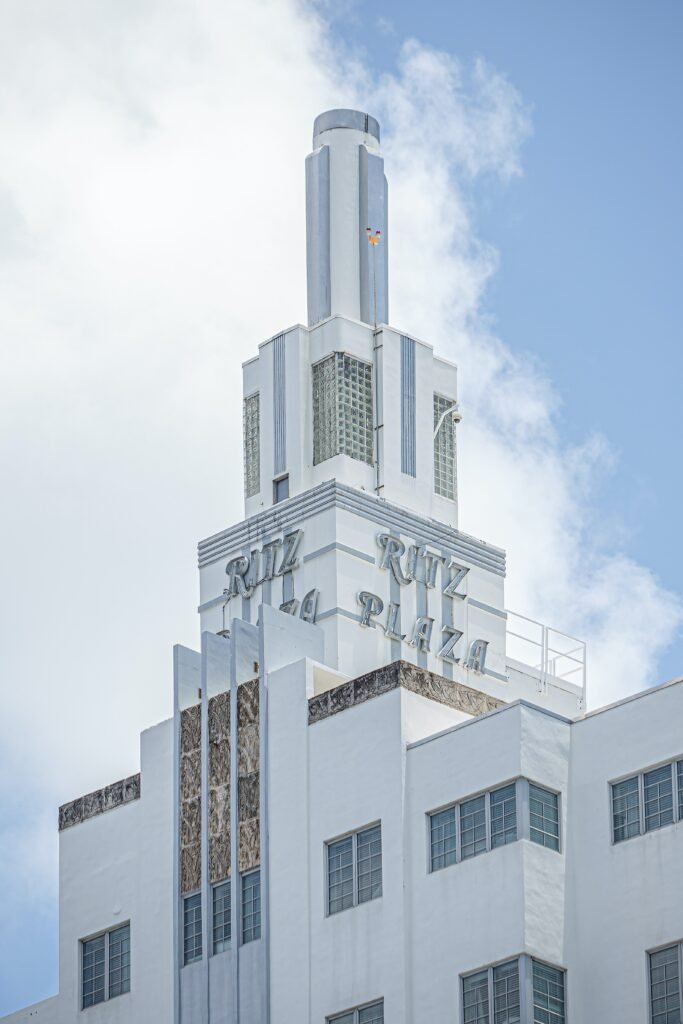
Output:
left=492, top=959, right=521, bottom=1024
left=611, top=756, right=683, bottom=844
left=528, top=785, right=560, bottom=851
left=532, top=960, right=566, bottom=1024
left=107, top=924, right=130, bottom=999
left=434, top=392, right=457, bottom=500
left=81, top=925, right=130, bottom=1009
left=327, top=824, right=382, bottom=915
left=212, top=879, right=231, bottom=954
left=243, top=392, right=260, bottom=498
left=183, top=892, right=202, bottom=965
left=328, top=1001, right=384, bottom=1024
left=463, top=969, right=490, bottom=1024
left=429, top=779, right=555, bottom=873
left=313, top=353, right=373, bottom=467
left=650, top=944, right=682, bottom=1024
left=242, top=870, right=261, bottom=944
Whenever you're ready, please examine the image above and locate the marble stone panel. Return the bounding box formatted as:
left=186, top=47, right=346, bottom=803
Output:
left=238, top=818, right=261, bottom=873
left=209, top=691, right=230, bottom=739
left=180, top=704, right=201, bottom=754
left=181, top=841, right=201, bottom=894
left=237, top=722, right=259, bottom=777
left=180, top=750, right=201, bottom=803
left=181, top=797, right=201, bottom=848
left=209, top=833, right=231, bottom=885
left=58, top=773, right=141, bottom=831
left=238, top=772, right=260, bottom=822
left=238, top=678, right=259, bottom=728
left=209, top=785, right=230, bottom=836
left=209, top=738, right=230, bottom=789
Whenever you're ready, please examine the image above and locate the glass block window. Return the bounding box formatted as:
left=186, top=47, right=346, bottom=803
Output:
left=460, top=794, right=487, bottom=860
left=242, top=870, right=261, bottom=944
left=529, top=784, right=560, bottom=851
left=611, top=756, right=683, bottom=844
left=644, top=763, right=675, bottom=833
left=312, top=352, right=373, bottom=466
left=108, top=924, right=130, bottom=999
left=243, top=392, right=260, bottom=498
left=612, top=776, right=641, bottom=842
left=430, top=806, right=457, bottom=872
left=329, top=1001, right=384, bottom=1024
left=532, top=960, right=565, bottom=1024
left=183, top=893, right=202, bottom=965
left=326, top=823, right=382, bottom=914
left=490, top=784, right=517, bottom=849
left=212, top=880, right=231, bottom=954
left=650, top=945, right=682, bottom=1024
left=82, top=934, right=106, bottom=1008
left=81, top=924, right=130, bottom=1008
left=493, top=959, right=521, bottom=1023
left=463, top=969, right=490, bottom=1023
left=434, top=393, right=457, bottom=500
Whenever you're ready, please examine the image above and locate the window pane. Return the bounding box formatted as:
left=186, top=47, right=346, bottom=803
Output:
left=612, top=776, right=641, bottom=842
left=328, top=1015, right=354, bottom=1024
left=357, top=825, right=382, bottom=904
left=678, top=761, right=683, bottom=821
left=650, top=946, right=681, bottom=1024
left=434, top=393, right=457, bottom=500
left=644, top=764, right=674, bottom=833
left=493, top=959, right=521, bottom=1024
left=108, top=924, right=130, bottom=999
left=242, top=870, right=261, bottom=944
left=183, top=893, right=202, bottom=965
left=82, top=934, right=105, bottom=1008
left=213, top=880, right=231, bottom=954
left=358, top=1001, right=384, bottom=1024
left=328, top=835, right=354, bottom=915
left=490, top=785, right=517, bottom=849
left=532, top=961, right=565, bottom=1024
left=463, top=969, right=490, bottom=1024
left=243, top=393, right=260, bottom=498
left=460, top=795, right=487, bottom=860
left=430, top=806, right=457, bottom=871
left=529, top=785, right=560, bottom=851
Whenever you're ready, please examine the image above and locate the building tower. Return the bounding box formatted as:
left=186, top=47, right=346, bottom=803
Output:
left=5, top=110, right=683, bottom=1024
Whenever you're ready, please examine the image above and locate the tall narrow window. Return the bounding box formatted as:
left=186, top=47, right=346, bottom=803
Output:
left=429, top=806, right=457, bottom=872
left=243, top=392, right=260, bottom=498
left=612, top=776, right=640, bottom=842
left=242, top=870, right=261, bottom=943
left=312, top=352, right=373, bottom=466
left=650, top=945, right=682, bottom=1024
left=183, top=893, right=202, bottom=965
left=532, top=961, right=566, bottom=1024
left=326, top=823, right=382, bottom=914
left=212, top=880, right=231, bottom=954
left=81, top=924, right=130, bottom=1008
left=490, top=784, right=517, bottom=848
left=460, top=795, right=487, bottom=860
left=400, top=335, right=416, bottom=476
left=433, top=393, right=457, bottom=500
left=493, top=959, right=521, bottom=1023
left=644, top=764, right=674, bottom=833
left=462, top=969, right=489, bottom=1023
left=529, top=784, right=560, bottom=851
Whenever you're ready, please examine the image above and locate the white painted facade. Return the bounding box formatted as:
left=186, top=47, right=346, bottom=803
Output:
left=4, top=110, right=683, bottom=1024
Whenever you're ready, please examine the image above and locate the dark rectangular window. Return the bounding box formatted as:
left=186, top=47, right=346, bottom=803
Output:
left=81, top=924, right=130, bottom=1008
left=529, top=784, right=560, bottom=851
left=644, top=764, right=674, bottom=833
left=650, top=945, right=682, bottom=1024
left=242, top=870, right=261, bottom=944
left=212, top=880, right=231, bottom=954
left=490, top=783, right=517, bottom=849
left=326, top=824, right=382, bottom=914
left=273, top=474, right=289, bottom=504
left=430, top=806, right=457, bottom=872
left=460, top=795, right=487, bottom=860
left=183, top=893, right=202, bottom=965
left=612, top=776, right=641, bottom=842
left=462, top=959, right=521, bottom=1024
left=532, top=960, right=565, bottom=1024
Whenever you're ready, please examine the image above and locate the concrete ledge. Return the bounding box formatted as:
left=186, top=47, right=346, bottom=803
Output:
left=58, top=774, right=141, bottom=831
left=308, top=660, right=503, bottom=725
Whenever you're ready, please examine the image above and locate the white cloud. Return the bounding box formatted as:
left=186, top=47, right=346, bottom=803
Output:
left=0, top=0, right=680, bottom=926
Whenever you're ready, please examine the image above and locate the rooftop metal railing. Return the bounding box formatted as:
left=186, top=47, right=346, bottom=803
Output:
left=505, top=609, right=586, bottom=707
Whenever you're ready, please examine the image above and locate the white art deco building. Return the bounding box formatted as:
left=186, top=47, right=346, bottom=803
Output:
left=4, top=109, right=683, bottom=1024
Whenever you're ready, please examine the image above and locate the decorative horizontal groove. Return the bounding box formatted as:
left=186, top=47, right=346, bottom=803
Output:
left=59, top=774, right=141, bottom=831
left=197, top=481, right=506, bottom=576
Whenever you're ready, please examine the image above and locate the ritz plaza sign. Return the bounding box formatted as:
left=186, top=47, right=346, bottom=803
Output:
left=223, top=529, right=489, bottom=673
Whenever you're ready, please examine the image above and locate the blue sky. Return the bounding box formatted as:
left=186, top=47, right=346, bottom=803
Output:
left=1, top=0, right=681, bottom=1014
left=337, top=0, right=683, bottom=679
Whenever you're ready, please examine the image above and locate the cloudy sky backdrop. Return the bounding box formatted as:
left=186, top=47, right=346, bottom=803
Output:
left=1, top=0, right=682, bottom=1012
